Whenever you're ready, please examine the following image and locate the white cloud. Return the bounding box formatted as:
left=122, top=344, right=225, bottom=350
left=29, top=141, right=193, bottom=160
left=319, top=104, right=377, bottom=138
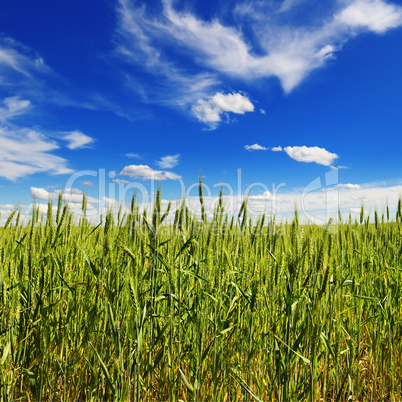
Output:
left=30, top=187, right=99, bottom=204
left=30, top=187, right=50, bottom=200
left=156, top=154, right=180, bottom=169
left=244, top=144, right=268, bottom=151
left=62, top=130, right=95, bottom=150
left=192, top=100, right=220, bottom=123
left=271, top=146, right=283, bottom=152
left=192, top=92, right=254, bottom=125
left=284, top=146, right=339, bottom=166
left=120, top=164, right=180, bottom=180
left=336, top=0, right=402, bottom=33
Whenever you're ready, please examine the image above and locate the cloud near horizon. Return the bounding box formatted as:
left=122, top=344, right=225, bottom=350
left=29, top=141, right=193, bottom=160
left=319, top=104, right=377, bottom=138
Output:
left=336, top=183, right=362, bottom=189
left=30, top=187, right=99, bottom=204
left=20, top=181, right=402, bottom=226
left=120, top=164, right=181, bottom=180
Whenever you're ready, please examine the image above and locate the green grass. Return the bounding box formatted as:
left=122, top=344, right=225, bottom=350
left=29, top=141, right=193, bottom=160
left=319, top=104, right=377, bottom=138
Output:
left=1, top=190, right=402, bottom=401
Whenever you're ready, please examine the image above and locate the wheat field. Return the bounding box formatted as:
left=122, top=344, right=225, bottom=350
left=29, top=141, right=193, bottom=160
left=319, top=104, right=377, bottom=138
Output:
left=1, top=187, right=402, bottom=401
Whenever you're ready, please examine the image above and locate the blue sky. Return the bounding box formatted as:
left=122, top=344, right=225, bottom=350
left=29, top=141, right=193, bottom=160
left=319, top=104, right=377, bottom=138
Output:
left=1, top=0, right=402, bottom=223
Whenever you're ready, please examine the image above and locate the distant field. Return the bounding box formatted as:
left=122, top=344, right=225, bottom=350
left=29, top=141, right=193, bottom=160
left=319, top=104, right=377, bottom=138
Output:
left=1, top=189, right=402, bottom=401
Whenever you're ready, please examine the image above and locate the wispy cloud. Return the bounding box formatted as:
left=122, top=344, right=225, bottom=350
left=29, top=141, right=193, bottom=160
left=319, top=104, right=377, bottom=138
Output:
left=0, top=97, right=92, bottom=180
left=244, top=143, right=268, bottom=151
left=0, top=37, right=50, bottom=80
left=0, top=37, right=67, bottom=111
left=119, top=164, right=180, bottom=180
left=115, top=0, right=220, bottom=107
left=271, top=146, right=283, bottom=152
left=0, top=96, right=31, bottom=122
left=115, top=0, right=402, bottom=109
left=0, top=36, right=140, bottom=123
left=125, top=153, right=142, bottom=159
left=156, top=154, right=180, bottom=169
left=0, top=41, right=97, bottom=181
left=0, top=126, right=72, bottom=181
left=277, top=0, right=307, bottom=13
left=284, top=145, right=339, bottom=166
